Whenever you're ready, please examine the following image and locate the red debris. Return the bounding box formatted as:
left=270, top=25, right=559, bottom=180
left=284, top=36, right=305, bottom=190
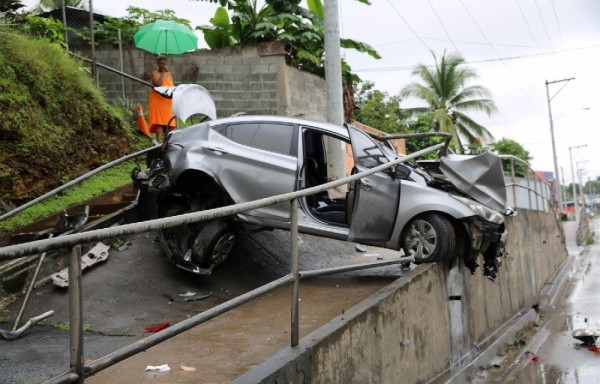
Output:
left=144, top=322, right=170, bottom=332
left=588, top=346, right=600, bottom=353
left=529, top=355, right=539, bottom=363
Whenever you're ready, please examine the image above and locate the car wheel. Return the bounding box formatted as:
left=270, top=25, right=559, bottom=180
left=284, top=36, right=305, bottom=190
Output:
left=401, top=213, right=456, bottom=263
left=191, top=220, right=237, bottom=268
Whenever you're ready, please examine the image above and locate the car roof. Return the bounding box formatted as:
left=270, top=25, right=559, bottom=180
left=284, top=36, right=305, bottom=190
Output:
left=206, top=115, right=349, bottom=137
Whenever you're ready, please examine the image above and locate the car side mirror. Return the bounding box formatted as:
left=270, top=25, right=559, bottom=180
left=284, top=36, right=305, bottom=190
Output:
left=394, top=165, right=411, bottom=180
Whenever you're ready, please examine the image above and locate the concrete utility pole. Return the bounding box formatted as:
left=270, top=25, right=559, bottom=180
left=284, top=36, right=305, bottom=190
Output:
left=324, top=0, right=347, bottom=196
left=545, top=77, right=575, bottom=214
left=569, top=144, right=586, bottom=222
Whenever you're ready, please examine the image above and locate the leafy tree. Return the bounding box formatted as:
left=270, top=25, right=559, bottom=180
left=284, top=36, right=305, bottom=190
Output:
left=31, top=0, right=84, bottom=13
left=491, top=138, right=532, bottom=177
left=400, top=51, right=497, bottom=153
left=353, top=81, right=444, bottom=158
left=78, top=7, right=192, bottom=47
left=0, top=0, right=25, bottom=16
left=195, top=0, right=379, bottom=77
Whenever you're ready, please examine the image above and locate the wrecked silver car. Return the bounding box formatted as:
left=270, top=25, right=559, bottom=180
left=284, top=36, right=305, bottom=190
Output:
left=137, top=87, right=511, bottom=280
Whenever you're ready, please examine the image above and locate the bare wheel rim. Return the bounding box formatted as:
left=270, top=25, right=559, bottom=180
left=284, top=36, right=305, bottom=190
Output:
left=211, top=233, right=236, bottom=265
left=405, top=219, right=437, bottom=259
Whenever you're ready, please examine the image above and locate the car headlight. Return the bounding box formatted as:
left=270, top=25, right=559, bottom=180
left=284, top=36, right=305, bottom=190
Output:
left=451, top=195, right=504, bottom=225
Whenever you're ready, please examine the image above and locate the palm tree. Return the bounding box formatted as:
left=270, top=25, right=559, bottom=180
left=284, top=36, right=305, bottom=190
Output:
left=400, top=51, right=497, bottom=153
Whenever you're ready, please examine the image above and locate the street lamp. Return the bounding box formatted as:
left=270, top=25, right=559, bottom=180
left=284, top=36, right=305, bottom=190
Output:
left=545, top=77, right=575, bottom=215
left=569, top=144, right=586, bottom=222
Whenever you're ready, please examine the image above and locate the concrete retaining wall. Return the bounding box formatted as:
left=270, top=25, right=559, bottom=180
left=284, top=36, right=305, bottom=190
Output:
left=235, top=210, right=567, bottom=383
left=91, top=41, right=327, bottom=121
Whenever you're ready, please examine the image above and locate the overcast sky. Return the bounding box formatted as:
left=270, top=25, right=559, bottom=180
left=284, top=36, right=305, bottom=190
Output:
left=22, top=0, right=600, bottom=185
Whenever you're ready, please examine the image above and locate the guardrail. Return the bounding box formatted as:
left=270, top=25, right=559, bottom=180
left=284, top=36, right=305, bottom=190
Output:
left=2, top=140, right=451, bottom=383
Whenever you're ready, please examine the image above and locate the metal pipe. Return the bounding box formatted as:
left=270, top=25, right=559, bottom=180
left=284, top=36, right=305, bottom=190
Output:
left=0, top=143, right=447, bottom=260
left=290, top=198, right=299, bottom=347
left=89, top=0, right=97, bottom=84
left=85, top=274, right=294, bottom=375
left=43, top=371, right=80, bottom=384
left=510, top=158, right=517, bottom=209
left=60, top=0, right=68, bottom=50
left=69, top=53, right=152, bottom=88
left=300, top=256, right=416, bottom=279
left=12, top=235, right=54, bottom=331
left=69, top=246, right=84, bottom=382
left=117, top=28, right=127, bottom=118
left=0, top=145, right=158, bottom=222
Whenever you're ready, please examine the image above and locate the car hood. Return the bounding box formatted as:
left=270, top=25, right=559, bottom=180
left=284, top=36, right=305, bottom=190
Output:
left=439, top=152, right=507, bottom=211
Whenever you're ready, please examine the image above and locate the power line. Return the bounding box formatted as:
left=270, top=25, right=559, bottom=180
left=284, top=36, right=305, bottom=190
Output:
left=457, top=0, right=542, bottom=113
left=384, top=0, right=430, bottom=51
left=514, top=0, right=543, bottom=53
left=534, top=0, right=555, bottom=52
left=549, top=0, right=566, bottom=49
left=353, top=44, right=600, bottom=72
left=426, top=0, right=459, bottom=52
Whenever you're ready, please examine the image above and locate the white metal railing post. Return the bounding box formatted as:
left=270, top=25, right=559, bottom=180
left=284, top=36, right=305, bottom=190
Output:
left=290, top=198, right=299, bottom=347
left=510, top=158, right=517, bottom=208
left=526, top=170, right=533, bottom=210
left=69, top=246, right=84, bottom=382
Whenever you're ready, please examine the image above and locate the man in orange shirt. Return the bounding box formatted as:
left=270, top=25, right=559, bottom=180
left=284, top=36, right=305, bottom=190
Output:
left=148, top=56, right=175, bottom=142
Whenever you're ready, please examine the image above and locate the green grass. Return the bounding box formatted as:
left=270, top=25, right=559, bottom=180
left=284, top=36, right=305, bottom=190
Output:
left=0, top=159, right=144, bottom=235
left=54, top=322, right=92, bottom=332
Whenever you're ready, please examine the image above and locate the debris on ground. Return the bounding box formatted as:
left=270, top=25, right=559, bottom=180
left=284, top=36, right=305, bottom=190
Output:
left=144, top=322, right=170, bottom=332
left=588, top=346, right=600, bottom=353
left=355, top=244, right=367, bottom=252
left=524, top=351, right=539, bottom=363
left=178, top=291, right=197, bottom=298
left=0, top=310, right=54, bottom=340
left=180, top=365, right=197, bottom=372
left=145, top=364, right=171, bottom=372
left=51, top=243, right=110, bottom=287
left=185, top=292, right=213, bottom=302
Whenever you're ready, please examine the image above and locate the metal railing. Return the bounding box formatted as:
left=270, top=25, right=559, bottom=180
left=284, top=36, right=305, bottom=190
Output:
left=499, top=155, right=553, bottom=212
left=1, top=142, right=450, bottom=383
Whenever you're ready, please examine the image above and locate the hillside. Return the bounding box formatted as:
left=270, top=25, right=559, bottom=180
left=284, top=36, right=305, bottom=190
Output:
left=0, top=30, right=146, bottom=207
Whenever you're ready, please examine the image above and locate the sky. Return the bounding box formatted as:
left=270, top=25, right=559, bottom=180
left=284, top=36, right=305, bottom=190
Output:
left=21, top=0, right=600, bottom=186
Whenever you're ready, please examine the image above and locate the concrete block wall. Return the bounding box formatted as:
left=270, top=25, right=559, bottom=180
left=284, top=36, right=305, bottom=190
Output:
left=235, top=210, right=567, bottom=383
left=90, top=42, right=327, bottom=121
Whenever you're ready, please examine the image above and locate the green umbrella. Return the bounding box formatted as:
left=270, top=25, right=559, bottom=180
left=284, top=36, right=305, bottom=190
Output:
left=134, top=20, right=198, bottom=55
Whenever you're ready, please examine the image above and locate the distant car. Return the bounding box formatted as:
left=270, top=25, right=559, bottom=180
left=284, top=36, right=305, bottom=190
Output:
left=137, top=86, right=511, bottom=280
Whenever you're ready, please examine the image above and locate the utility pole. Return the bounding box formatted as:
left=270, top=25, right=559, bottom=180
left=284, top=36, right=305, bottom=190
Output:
left=546, top=77, right=575, bottom=215
left=569, top=144, right=586, bottom=222
left=324, top=0, right=347, bottom=196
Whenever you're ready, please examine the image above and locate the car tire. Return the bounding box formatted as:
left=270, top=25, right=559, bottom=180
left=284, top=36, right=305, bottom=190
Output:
left=401, top=213, right=456, bottom=263
left=191, top=220, right=237, bottom=269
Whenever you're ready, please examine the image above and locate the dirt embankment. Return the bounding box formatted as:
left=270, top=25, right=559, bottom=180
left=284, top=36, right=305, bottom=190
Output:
left=0, top=30, right=143, bottom=206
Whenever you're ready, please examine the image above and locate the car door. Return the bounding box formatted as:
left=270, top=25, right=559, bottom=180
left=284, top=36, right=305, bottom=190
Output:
left=209, top=122, right=298, bottom=221
left=347, top=126, right=401, bottom=245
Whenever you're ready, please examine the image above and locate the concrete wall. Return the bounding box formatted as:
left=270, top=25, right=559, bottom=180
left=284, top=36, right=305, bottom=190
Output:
left=92, top=42, right=326, bottom=121
left=235, top=210, right=567, bottom=383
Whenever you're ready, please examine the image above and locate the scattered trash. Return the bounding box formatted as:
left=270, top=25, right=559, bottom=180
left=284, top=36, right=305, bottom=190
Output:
left=185, top=292, right=213, bottom=302
left=117, top=244, right=130, bottom=252
left=144, top=322, right=170, bottom=332
left=51, top=243, right=110, bottom=287
left=178, top=291, right=197, bottom=298
left=588, top=346, right=600, bottom=353
left=524, top=351, right=539, bottom=363
left=180, top=365, right=197, bottom=372
left=400, top=338, right=411, bottom=347
left=355, top=244, right=367, bottom=252
left=572, top=318, right=600, bottom=346
left=146, top=364, right=171, bottom=372
left=363, top=253, right=380, bottom=257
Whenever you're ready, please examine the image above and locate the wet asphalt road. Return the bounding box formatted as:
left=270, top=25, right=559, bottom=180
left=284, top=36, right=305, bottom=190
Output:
left=0, top=228, right=403, bottom=383
left=484, top=218, right=600, bottom=383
